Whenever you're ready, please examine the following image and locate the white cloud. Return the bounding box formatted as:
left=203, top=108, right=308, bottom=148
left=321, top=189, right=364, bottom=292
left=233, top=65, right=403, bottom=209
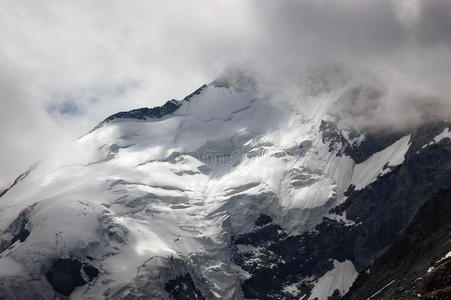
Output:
left=0, top=0, right=256, bottom=187
left=0, top=0, right=450, bottom=188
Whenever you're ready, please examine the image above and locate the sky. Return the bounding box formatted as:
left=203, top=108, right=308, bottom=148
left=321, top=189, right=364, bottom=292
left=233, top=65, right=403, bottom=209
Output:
left=0, top=0, right=450, bottom=189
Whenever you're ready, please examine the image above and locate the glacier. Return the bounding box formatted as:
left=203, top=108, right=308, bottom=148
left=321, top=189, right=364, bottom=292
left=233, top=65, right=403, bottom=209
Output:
left=0, top=75, right=424, bottom=299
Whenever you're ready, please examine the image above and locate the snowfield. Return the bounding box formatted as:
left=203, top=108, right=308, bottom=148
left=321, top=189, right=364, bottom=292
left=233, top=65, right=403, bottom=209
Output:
left=308, top=260, right=358, bottom=300
left=0, top=79, right=414, bottom=299
left=351, top=134, right=411, bottom=190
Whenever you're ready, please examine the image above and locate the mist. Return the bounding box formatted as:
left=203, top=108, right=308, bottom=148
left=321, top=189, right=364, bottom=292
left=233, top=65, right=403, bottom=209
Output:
left=1, top=0, right=450, bottom=188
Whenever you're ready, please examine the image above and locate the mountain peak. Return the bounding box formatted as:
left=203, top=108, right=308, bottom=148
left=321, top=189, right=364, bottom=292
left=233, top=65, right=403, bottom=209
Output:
left=90, top=84, right=208, bottom=133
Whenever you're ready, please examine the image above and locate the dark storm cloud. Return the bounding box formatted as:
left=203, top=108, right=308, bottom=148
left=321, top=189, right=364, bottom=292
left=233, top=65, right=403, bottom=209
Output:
left=244, top=0, right=451, bottom=131
left=253, top=0, right=405, bottom=64
left=248, top=0, right=449, bottom=78
left=416, top=0, right=451, bottom=46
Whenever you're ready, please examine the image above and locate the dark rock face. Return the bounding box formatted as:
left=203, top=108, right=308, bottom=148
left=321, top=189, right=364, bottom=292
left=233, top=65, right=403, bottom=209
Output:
left=334, top=121, right=451, bottom=270
left=46, top=258, right=86, bottom=296
left=233, top=224, right=287, bottom=247
left=319, top=120, right=406, bottom=163
left=164, top=273, right=205, bottom=300
left=344, top=188, right=451, bottom=299
left=0, top=205, right=35, bottom=254
left=0, top=166, right=34, bottom=199
left=236, top=121, right=451, bottom=299
left=46, top=258, right=99, bottom=296
left=233, top=215, right=368, bottom=299
left=92, top=100, right=182, bottom=132
left=91, top=84, right=207, bottom=132
left=328, top=289, right=342, bottom=300
left=232, top=221, right=338, bottom=299
left=182, top=84, right=207, bottom=102
left=319, top=120, right=361, bottom=157
left=422, top=261, right=451, bottom=300
left=104, top=100, right=181, bottom=121
left=346, top=130, right=406, bottom=163
left=10, top=221, right=30, bottom=244
left=83, top=264, right=100, bottom=282
left=254, top=214, right=273, bottom=227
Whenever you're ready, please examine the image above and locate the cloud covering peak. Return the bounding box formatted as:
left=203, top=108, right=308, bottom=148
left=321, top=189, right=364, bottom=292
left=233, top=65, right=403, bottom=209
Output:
left=0, top=0, right=450, bottom=188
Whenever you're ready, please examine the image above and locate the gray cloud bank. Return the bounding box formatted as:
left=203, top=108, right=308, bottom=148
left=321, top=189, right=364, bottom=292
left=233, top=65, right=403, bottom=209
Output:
left=0, top=0, right=450, bottom=188
left=246, top=0, right=451, bottom=131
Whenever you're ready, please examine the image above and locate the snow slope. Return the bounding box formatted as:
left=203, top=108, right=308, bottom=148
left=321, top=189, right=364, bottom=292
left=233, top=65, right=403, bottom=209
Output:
left=422, top=127, right=451, bottom=149
left=0, top=77, right=412, bottom=299
left=351, top=134, right=411, bottom=190
left=308, top=260, right=358, bottom=300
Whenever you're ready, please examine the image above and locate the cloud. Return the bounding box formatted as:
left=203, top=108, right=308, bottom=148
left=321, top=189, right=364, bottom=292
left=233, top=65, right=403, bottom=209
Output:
left=416, top=0, right=451, bottom=47
left=0, top=0, right=450, bottom=187
left=245, top=0, right=451, bottom=131
left=250, top=0, right=404, bottom=67
left=0, top=0, right=254, bottom=187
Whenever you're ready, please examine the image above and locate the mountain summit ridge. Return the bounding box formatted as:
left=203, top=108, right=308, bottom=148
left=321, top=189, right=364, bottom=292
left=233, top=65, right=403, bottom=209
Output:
left=0, top=74, right=450, bottom=299
left=90, top=84, right=208, bottom=133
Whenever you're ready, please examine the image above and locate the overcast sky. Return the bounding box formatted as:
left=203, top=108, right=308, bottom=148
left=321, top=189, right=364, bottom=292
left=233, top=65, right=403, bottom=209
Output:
left=1, top=0, right=450, bottom=189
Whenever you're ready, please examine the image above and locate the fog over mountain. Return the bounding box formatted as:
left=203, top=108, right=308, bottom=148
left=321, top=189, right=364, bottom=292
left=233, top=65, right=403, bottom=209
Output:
left=1, top=0, right=450, bottom=188
left=1, top=1, right=451, bottom=299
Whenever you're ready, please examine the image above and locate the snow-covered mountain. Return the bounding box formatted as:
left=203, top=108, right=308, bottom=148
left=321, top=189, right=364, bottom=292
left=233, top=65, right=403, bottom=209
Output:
left=0, top=71, right=450, bottom=299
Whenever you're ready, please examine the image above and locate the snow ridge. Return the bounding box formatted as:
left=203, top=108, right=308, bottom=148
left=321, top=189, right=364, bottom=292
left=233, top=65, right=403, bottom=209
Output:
left=351, top=134, right=411, bottom=190
left=0, top=79, right=412, bottom=299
